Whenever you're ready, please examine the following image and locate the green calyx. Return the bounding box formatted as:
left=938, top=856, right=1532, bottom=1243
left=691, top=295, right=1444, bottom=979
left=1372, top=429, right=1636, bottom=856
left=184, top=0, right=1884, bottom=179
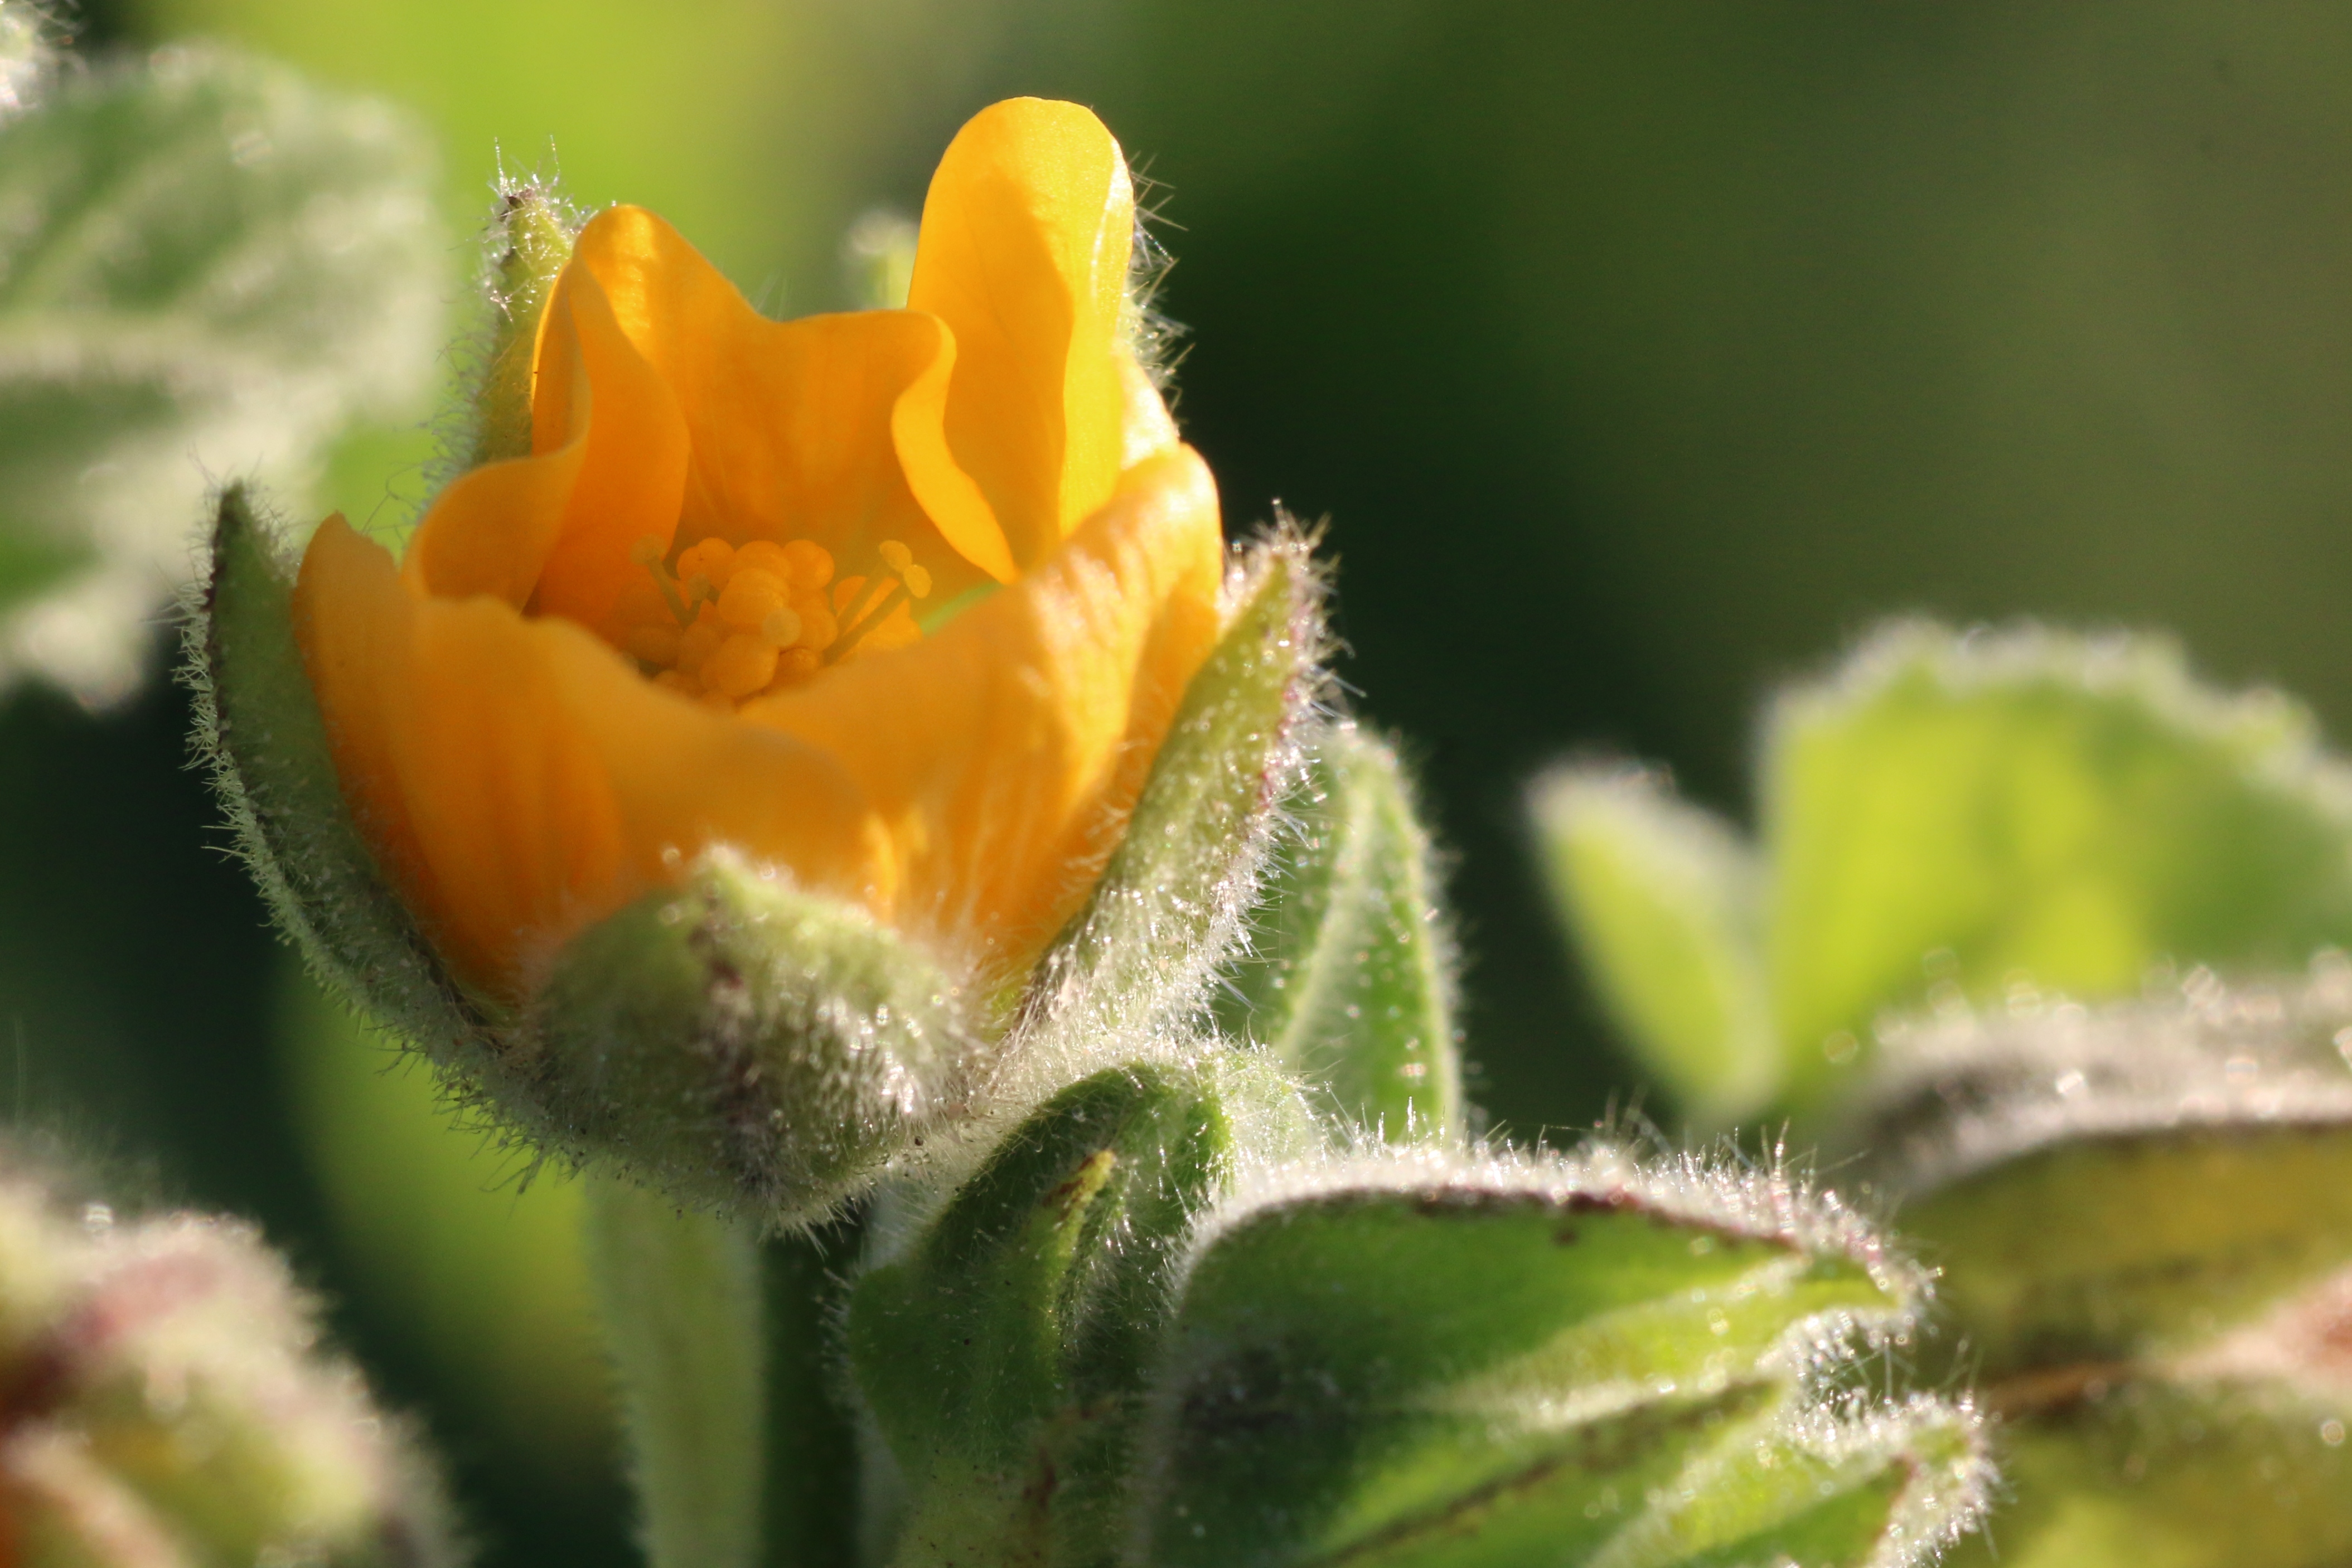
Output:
left=1218, top=721, right=1462, bottom=1143
left=1022, top=526, right=1327, bottom=1052
left=529, top=848, right=986, bottom=1221
left=188, top=486, right=482, bottom=1050
left=462, top=178, right=575, bottom=472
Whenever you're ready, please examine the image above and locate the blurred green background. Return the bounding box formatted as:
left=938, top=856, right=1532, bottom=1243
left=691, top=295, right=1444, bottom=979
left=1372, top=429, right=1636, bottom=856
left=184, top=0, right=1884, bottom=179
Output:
left=10, top=1, right=2352, bottom=1561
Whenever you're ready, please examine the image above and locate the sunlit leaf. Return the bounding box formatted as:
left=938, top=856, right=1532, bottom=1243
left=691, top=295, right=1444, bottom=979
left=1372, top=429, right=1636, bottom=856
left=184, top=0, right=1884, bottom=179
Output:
left=0, top=41, right=441, bottom=702
left=1531, top=764, right=1776, bottom=1126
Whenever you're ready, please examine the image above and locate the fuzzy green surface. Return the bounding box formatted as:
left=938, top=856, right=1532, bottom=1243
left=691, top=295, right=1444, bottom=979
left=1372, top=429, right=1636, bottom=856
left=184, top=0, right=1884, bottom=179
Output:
left=1218, top=722, right=1461, bottom=1143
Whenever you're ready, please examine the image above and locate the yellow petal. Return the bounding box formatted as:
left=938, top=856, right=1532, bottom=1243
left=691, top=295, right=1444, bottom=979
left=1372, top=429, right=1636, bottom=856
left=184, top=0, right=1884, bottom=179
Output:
left=298, top=516, right=889, bottom=1001
left=740, top=443, right=1224, bottom=971
left=569, top=205, right=1017, bottom=591
left=907, top=98, right=1135, bottom=571
left=403, top=261, right=689, bottom=627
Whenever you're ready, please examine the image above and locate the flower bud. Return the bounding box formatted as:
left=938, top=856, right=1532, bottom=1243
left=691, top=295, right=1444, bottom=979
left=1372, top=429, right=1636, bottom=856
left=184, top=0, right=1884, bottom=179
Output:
left=1135, top=1144, right=1982, bottom=1568
left=0, top=1163, right=456, bottom=1567
left=848, top=1056, right=1318, bottom=1567
left=193, top=100, right=1329, bottom=1223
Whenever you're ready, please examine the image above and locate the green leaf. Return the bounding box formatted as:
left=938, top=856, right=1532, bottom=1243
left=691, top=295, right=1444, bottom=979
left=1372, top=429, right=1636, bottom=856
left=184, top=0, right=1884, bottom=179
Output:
left=1530, top=764, right=1775, bottom=1127
left=582, top=1177, right=766, bottom=1568
left=1764, top=622, right=2352, bottom=1105
left=1853, top=974, right=2352, bottom=1377
left=1022, top=531, right=1324, bottom=1047
left=1137, top=1149, right=1933, bottom=1568
left=0, top=43, right=442, bottom=702
left=1217, top=721, right=1462, bottom=1142
left=1590, top=1398, right=1987, bottom=1568
left=1955, top=1375, right=2352, bottom=1568
left=849, top=1059, right=1292, bottom=1568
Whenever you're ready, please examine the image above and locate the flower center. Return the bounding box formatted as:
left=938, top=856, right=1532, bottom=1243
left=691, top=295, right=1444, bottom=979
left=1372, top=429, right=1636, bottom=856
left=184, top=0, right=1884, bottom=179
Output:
left=616, top=533, right=933, bottom=709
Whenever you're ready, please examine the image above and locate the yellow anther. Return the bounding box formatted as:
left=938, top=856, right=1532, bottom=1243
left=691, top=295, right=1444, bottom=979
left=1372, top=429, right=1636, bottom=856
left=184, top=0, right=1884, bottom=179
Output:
left=676, top=537, right=736, bottom=588
left=626, top=623, right=683, bottom=667
left=654, top=670, right=699, bottom=698
left=628, top=535, right=666, bottom=568
left=794, top=600, right=839, bottom=652
left=703, top=632, right=780, bottom=699
left=732, top=540, right=793, bottom=579
left=717, top=567, right=791, bottom=631
left=783, top=540, right=834, bottom=592
left=761, top=607, right=804, bottom=647
left=901, top=563, right=933, bottom=599
left=771, top=646, right=822, bottom=688
left=878, top=540, right=913, bottom=573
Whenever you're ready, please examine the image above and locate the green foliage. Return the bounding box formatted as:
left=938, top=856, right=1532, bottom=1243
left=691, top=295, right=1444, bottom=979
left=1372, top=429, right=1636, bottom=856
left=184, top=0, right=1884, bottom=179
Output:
left=0, top=38, right=440, bottom=702
left=1764, top=625, right=2352, bottom=1103
left=1537, top=622, right=2352, bottom=1120
left=1218, top=721, right=1461, bottom=1141
left=1135, top=1151, right=1974, bottom=1568
left=1972, top=1376, right=2352, bottom=1568
left=1547, top=626, right=2352, bottom=1568
left=1531, top=766, right=1774, bottom=1126
left=850, top=1062, right=1256, bottom=1568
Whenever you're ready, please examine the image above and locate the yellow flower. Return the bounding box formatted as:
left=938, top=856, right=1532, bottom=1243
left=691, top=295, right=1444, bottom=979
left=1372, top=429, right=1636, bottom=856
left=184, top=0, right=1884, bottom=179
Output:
left=290, top=98, right=1224, bottom=1005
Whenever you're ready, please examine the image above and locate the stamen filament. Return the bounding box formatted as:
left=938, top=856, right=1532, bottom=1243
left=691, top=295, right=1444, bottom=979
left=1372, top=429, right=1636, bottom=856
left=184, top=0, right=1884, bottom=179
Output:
left=826, top=584, right=911, bottom=665
left=632, top=536, right=697, bottom=626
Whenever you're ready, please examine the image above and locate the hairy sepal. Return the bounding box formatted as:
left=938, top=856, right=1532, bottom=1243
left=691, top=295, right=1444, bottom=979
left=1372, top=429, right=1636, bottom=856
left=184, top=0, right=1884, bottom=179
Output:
left=1019, top=527, right=1325, bottom=1062
left=1217, top=721, right=1463, bottom=1143
left=187, top=486, right=481, bottom=1049
left=849, top=1057, right=1313, bottom=1568
left=457, top=177, right=575, bottom=475
left=1134, top=1143, right=1977, bottom=1568
left=529, top=848, right=986, bottom=1223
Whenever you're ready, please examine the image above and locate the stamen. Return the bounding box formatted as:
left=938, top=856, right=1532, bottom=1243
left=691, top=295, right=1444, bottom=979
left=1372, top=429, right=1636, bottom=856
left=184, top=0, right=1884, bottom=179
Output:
left=622, top=530, right=930, bottom=709
left=702, top=632, right=779, bottom=699
left=676, top=537, right=735, bottom=587
left=830, top=570, right=890, bottom=633
left=715, top=566, right=792, bottom=632
left=826, top=584, right=909, bottom=665
left=633, top=534, right=695, bottom=626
